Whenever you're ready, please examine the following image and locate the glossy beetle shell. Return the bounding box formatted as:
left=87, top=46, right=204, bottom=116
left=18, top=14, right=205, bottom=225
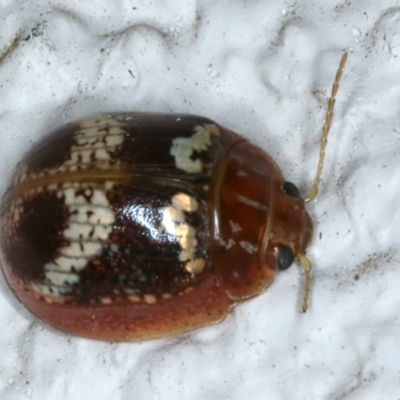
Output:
left=0, top=113, right=312, bottom=341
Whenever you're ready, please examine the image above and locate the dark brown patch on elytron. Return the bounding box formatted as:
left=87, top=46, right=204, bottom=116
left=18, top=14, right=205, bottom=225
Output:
left=24, top=122, right=78, bottom=172
left=2, top=191, right=69, bottom=282
left=67, top=183, right=211, bottom=304
left=71, top=255, right=209, bottom=304
left=114, top=114, right=225, bottom=176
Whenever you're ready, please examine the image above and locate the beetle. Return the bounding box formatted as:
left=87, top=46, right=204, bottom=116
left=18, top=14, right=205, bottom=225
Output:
left=0, top=53, right=347, bottom=341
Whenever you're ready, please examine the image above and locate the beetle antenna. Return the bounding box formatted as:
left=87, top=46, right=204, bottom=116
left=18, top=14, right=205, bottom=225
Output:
left=298, top=254, right=312, bottom=312
left=304, top=52, right=348, bottom=202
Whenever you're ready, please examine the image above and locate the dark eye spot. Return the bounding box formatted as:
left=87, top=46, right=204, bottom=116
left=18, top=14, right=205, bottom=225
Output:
left=276, top=246, right=295, bottom=271
left=282, top=181, right=300, bottom=198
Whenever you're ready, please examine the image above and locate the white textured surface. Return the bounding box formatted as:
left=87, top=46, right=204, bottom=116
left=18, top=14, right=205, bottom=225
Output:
left=1, top=1, right=400, bottom=399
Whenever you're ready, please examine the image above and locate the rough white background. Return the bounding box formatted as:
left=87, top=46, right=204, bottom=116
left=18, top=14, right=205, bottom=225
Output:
left=1, top=0, right=400, bottom=399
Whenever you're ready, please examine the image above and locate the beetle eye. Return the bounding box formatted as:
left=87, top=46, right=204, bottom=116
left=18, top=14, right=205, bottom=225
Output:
left=282, top=181, right=301, bottom=198
left=276, top=246, right=295, bottom=270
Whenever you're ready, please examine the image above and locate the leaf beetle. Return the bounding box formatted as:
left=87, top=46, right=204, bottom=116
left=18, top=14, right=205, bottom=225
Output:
left=0, top=53, right=347, bottom=340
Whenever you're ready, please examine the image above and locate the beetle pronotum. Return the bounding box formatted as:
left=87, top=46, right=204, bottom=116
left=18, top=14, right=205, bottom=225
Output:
left=0, top=53, right=347, bottom=340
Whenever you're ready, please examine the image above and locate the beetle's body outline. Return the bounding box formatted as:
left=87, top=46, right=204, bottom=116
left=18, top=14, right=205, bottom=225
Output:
left=0, top=53, right=347, bottom=341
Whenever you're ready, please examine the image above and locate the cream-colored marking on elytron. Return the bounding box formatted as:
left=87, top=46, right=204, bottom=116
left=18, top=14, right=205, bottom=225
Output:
left=59, top=115, right=127, bottom=172
left=29, top=282, right=61, bottom=300
left=69, top=205, right=114, bottom=225
left=185, top=258, right=205, bottom=274
left=45, top=271, right=79, bottom=287
left=161, top=193, right=205, bottom=273
left=13, top=114, right=129, bottom=185
left=172, top=192, right=198, bottom=212
left=19, top=172, right=27, bottom=183
left=144, top=294, right=157, bottom=304
left=91, top=189, right=110, bottom=206
left=128, top=294, right=141, bottom=302
left=95, top=148, right=109, bottom=160
left=64, top=222, right=93, bottom=238
left=60, top=242, right=102, bottom=258
left=92, top=225, right=112, bottom=240
left=105, top=132, right=124, bottom=146
left=45, top=256, right=87, bottom=272
left=170, top=124, right=219, bottom=173
left=39, top=181, right=116, bottom=296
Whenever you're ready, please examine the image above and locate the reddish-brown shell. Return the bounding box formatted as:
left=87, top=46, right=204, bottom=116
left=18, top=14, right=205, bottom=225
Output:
left=0, top=113, right=312, bottom=340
